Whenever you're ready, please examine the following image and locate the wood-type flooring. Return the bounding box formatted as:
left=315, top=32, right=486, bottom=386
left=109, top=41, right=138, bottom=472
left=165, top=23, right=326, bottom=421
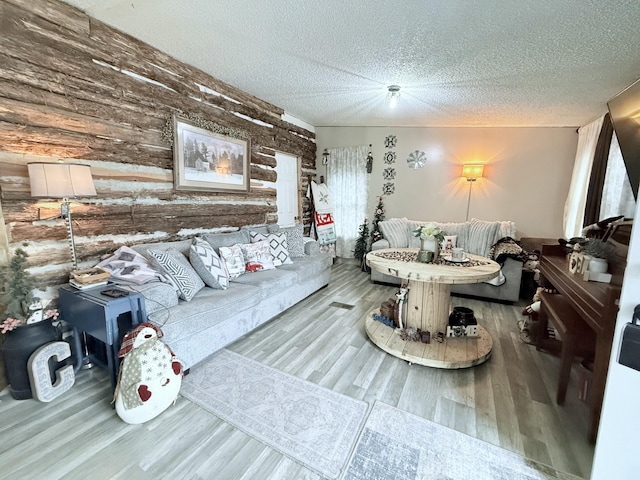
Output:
left=0, top=262, right=594, bottom=479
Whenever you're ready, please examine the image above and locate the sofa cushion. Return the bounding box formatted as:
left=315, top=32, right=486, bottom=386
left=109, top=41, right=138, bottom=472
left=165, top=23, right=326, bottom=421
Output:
left=466, top=219, right=501, bottom=257
left=249, top=231, right=292, bottom=266
left=281, top=224, right=305, bottom=258
left=379, top=218, right=409, bottom=248
left=203, top=230, right=250, bottom=253
left=493, top=219, right=517, bottom=239
left=304, top=238, right=320, bottom=256
left=132, top=239, right=193, bottom=260
left=218, top=244, right=246, bottom=278
left=123, top=282, right=179, bottom=315
left=189, top=237, right=229, bottom=289
left=241, top=223, right=279, bottom=235
left=147, top=282, right=261, bottom=335
left=239, top=240, right=275, bottom=271
left=406, top=220, right=468, bottom=249
left=148, top=248, right=205, bottom=301
left=278, top=254, right=334, bottom=282
left=436, top=223, right=469, bottom=249
left=231, top=268, right=298, bottom=299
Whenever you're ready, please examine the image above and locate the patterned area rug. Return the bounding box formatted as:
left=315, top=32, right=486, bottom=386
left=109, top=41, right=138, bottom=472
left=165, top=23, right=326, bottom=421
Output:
left=180, top=349, right=368, bottom=479
left=343, top=402, right=583, bottom=480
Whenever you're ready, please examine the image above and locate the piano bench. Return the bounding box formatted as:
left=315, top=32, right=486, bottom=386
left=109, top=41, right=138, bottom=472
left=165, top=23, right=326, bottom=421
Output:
left=538, top=291, right=596, bottom=405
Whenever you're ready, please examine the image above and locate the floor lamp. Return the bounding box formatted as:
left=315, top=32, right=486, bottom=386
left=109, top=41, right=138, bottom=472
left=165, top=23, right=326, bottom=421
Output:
left=28, top=162, right=97, bottom=368
left=27, top=162, right=97, bottom=271
left=462, top=165, right=484, bottom=221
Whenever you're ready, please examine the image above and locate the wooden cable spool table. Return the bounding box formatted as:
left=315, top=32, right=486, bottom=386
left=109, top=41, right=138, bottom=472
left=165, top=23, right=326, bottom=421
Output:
left=365, top=248, right=501, bottom=369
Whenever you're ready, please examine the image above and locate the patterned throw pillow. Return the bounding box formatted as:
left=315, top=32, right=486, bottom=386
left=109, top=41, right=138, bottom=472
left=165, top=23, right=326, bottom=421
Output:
left=249, top=231, right=293, bottom=266
left=280, top=224, right=305, bottom=258
left=441, top=235, right=457, bottom=253
left=218, top=244, right=246, bottom=279
left=189, top=238, right=229, bottom=289
left=239, top=240, right=275, bottom=271
left=148, top=248, right=205, bottom=301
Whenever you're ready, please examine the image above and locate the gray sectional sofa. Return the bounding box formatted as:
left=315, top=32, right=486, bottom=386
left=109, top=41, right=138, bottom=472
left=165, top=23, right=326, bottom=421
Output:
left=123, top=225, right=332, bottom=369
left=370, top=217, right=523, bottom=303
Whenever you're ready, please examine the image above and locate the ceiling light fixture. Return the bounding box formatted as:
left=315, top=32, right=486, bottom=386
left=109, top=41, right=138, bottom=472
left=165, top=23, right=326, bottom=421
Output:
left=387, top=85, right=401, bottom=109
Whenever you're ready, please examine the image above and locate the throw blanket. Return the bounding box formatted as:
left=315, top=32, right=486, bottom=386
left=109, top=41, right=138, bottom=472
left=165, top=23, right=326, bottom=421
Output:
left=489, top=236, right=526, bottom=265
left=310, top=181, right=336, bottom=246
left=483, top=236, right=526, bottom=287
left=97, top=246, right=166, bottom=285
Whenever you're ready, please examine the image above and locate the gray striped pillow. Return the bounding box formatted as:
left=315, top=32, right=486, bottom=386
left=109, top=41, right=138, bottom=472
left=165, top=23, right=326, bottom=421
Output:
left=466, top=219, right=501, bottom=257
left=379, top=218, right=409, bottom=248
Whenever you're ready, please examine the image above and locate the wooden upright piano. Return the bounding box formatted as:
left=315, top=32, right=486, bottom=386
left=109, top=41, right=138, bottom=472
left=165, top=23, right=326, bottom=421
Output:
left=537, top=221, right=630, bottom=443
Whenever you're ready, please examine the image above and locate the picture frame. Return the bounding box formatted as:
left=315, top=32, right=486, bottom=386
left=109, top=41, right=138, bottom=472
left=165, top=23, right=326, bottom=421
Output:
left=173, top=115, right=250, bottom=192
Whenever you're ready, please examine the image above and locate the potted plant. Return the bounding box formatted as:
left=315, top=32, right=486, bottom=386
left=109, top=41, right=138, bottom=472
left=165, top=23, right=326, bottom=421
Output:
left=0, top=247, right=60, bottom=399
left=582, top=238, right=615, bottom=274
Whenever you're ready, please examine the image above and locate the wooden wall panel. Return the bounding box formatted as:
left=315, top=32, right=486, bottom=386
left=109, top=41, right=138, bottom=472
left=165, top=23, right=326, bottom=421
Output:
left=0, top=0, right=317, bottom=286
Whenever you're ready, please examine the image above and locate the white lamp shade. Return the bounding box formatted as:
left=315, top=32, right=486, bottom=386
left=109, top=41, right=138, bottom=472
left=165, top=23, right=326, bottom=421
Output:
left=28, top=163, right=96, bottom=198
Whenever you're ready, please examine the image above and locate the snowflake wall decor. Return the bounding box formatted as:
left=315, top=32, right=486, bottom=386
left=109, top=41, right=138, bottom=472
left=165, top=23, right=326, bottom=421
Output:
left=383, top=151, right=396, bottom=164
left=384, top=135, right=397, bottom=148
left=407, top=150, right=427, bottom=169
left=382, top=183, right=395, bottom=196
left=382, top=168, right=396, bottom=180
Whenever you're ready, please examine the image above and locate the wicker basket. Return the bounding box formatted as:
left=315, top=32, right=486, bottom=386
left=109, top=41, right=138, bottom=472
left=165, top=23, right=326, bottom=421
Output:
left=70, top=267, right=111, bottom=285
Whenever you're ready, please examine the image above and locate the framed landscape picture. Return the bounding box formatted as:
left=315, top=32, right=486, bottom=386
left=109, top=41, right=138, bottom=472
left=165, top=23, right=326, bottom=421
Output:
left=173, top=116, right=250, bottom=192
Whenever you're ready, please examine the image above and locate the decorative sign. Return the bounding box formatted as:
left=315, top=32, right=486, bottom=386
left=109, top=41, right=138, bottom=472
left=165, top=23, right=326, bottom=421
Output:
left=384, top=135, right=397, bottom=148
left=382, top=168, right=396, bottom=180
left=315, top=212, right=337, bottom=245
left=383, top=151, right=397, bottom=164
left=28, top=341, right=75, bottom=402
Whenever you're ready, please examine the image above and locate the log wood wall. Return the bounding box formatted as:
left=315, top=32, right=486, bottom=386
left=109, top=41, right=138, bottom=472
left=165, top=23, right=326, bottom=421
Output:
left=0, top=0, right=317, bottom=287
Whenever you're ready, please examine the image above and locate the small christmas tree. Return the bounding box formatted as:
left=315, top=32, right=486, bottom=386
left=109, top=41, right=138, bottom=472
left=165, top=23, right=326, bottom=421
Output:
left=370, top=196, right=385, bottom=244
left=1, top=248, right=38, bottom=341
left=353, top=218, right=370, bottom=270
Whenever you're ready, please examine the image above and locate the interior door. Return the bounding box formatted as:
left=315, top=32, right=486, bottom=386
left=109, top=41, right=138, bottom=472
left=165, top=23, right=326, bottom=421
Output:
left=275, top=152, right=299, bottom=227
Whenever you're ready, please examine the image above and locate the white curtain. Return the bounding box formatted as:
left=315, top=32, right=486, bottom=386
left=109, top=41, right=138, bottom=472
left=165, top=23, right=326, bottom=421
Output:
left=563, top=115, right=604, bottom=238
left=326, top=145, right=369, bottom=257
left=601, top=133, right=636, bottom=220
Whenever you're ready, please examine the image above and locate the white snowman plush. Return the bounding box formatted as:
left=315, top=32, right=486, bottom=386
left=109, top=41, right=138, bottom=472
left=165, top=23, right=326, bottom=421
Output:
left=114, top=322, right=182, bottom=424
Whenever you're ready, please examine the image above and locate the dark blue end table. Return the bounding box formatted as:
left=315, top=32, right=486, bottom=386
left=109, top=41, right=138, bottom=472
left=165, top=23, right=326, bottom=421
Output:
left=58, top=284, right=146, bottom=392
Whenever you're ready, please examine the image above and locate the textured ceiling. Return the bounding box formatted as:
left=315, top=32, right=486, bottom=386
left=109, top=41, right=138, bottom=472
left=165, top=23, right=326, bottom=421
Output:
left=62, top=0, right=640, bottom=128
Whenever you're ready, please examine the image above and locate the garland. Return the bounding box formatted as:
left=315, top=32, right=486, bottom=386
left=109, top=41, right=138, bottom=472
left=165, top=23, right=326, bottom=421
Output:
left=161, top=110, right=249, bottom=145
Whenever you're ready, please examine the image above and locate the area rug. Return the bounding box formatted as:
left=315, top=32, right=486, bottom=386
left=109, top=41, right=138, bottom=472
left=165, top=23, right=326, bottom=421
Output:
left=342, top=402, right=583, bottom=480
left=180, top=349, right=368, bottom=479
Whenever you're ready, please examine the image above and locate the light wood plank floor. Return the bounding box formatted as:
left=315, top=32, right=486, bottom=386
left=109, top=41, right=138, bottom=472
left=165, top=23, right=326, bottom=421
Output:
left=0, top=262, right=594, bottom=479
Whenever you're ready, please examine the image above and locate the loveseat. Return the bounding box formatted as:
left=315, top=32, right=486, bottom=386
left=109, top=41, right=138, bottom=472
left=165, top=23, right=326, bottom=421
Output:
left=102, top=224, right=332, bottom=370
left=370, top=218, right=524, bottom=303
